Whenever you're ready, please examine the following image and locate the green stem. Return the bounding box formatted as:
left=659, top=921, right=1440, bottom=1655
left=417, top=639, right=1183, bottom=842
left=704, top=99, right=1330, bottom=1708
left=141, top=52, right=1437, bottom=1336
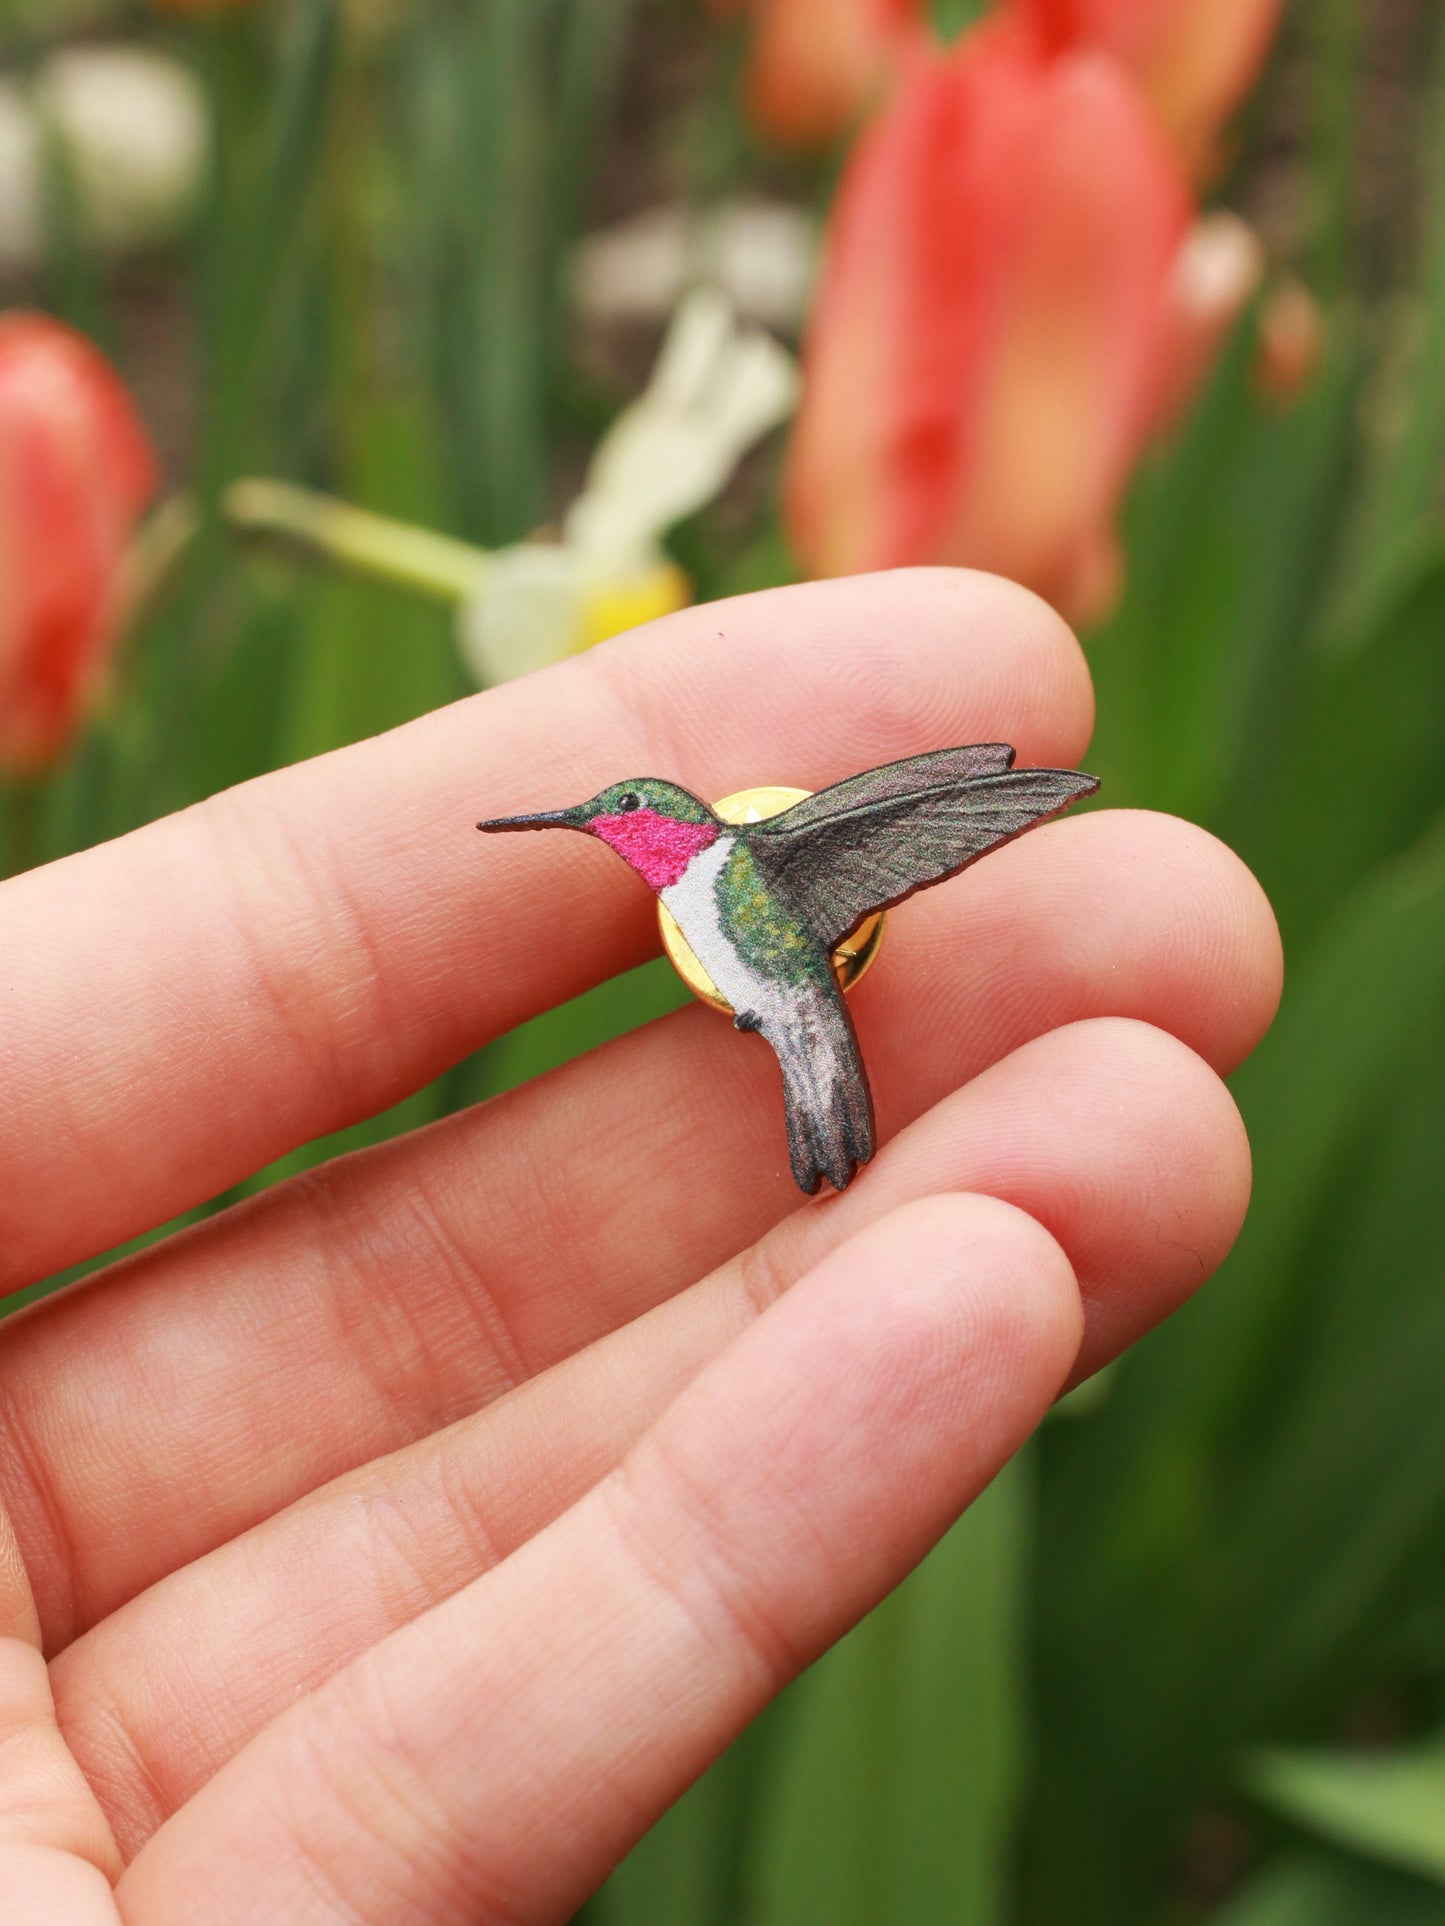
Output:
left=223, top=479, right=491, bottom=603
left=118, top=495, right=202, bottom=634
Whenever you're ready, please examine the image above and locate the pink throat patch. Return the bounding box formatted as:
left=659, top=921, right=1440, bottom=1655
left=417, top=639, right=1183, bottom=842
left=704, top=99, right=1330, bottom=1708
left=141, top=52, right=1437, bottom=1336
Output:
left=589, top=808, right=719, bottom=891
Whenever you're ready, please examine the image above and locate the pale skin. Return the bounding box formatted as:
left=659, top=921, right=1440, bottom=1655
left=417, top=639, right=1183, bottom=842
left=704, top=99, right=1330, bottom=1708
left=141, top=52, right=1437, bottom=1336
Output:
left=0, top=570, right=1282, bottom=1924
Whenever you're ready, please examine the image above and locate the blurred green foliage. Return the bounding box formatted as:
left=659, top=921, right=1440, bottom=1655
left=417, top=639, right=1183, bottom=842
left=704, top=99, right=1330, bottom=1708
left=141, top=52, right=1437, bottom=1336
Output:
left=3, top=1, right=1445, bottom=1921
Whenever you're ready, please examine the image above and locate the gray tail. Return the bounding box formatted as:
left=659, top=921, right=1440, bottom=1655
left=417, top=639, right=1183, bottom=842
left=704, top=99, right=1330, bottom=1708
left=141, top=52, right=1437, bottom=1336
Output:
left=761, top=984, right=875, bottom=1195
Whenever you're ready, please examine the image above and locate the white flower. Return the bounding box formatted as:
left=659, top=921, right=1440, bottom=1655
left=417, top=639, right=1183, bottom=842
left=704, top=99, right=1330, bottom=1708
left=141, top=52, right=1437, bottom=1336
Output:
left=0, top=48, right=208, bottom=268
left=460, top=288, right=798, bottom=687
left=39, top=48, right=209, bottom=254
left=570, top=201, right=820, bottom=335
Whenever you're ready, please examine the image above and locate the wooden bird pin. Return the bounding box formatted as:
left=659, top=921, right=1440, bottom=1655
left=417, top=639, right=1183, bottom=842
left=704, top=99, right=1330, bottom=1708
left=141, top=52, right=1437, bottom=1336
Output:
left=478, top=746, right=1097, bottom=1195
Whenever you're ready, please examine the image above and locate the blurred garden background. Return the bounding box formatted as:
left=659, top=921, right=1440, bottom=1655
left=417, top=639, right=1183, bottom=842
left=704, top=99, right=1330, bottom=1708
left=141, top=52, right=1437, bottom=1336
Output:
left=3, top=0, right=1445, bottom=1920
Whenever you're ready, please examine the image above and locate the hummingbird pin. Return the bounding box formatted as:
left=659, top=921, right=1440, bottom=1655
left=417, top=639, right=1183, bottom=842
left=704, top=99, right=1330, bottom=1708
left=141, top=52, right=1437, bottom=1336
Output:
left=478, top=746, right=1097, bottom=1196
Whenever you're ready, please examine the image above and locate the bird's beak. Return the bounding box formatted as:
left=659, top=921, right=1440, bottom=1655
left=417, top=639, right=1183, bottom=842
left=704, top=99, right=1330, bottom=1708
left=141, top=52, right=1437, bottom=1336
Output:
left=476, top=805, right=588, bottom=834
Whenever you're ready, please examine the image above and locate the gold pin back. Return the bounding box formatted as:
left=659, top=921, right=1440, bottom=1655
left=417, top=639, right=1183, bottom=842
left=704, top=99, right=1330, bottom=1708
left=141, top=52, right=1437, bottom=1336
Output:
left=658, top=786, right=886, bottom=1014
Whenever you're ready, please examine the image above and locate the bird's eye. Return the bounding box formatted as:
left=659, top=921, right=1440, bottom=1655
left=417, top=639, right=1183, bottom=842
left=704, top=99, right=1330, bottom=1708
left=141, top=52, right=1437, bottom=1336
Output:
left=618, top=792, right=641, bottom=813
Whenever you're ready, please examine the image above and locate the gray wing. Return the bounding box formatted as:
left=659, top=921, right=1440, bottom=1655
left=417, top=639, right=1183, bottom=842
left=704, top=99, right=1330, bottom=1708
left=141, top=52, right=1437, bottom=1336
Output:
left=769, top=744, right=1017, bottom=834
left=751, top=760, right=1098, bottom=949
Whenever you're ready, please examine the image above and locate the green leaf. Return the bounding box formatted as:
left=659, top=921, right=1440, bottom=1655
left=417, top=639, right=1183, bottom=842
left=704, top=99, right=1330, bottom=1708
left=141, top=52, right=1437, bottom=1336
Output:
left=1187, top=1045, right=1445, bottom=1731
left=199, top=0, right=341, bottom=496
left=1067, top=802, right=1445, bottom=1513
left=424, top=0, right=557, bottom=545
left=748, top=1455, right=1032, bottom=1926
left=1331, top=13, right=1445, bottom=607
left=1305, top=0, right=1365, bottom=297
left=181, top=579, right=300, bottom=801
left=1086, top=316, right=1365, bottom=832
left=551, top=0, right=641, bottom=271
left=1213, top=1851, right=1445, bottom=1926
left=1242, top=540, right=1445, bottom=954
left=1028, top=812, right=1445, bottom=1902
left=275, top=570, right=455, bottom=766
left=1245, top=1736, right=1445, bottom=1888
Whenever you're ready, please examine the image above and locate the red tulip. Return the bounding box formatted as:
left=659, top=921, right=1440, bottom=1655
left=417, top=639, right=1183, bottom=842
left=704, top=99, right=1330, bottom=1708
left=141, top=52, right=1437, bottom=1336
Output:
left=785, top=24, right=1259, bottom=621
left=0, top=314, right=159, bottom=774
left=1008, top=0, right=1284, bottom=173
left=712, top=0, right=928, bottom=147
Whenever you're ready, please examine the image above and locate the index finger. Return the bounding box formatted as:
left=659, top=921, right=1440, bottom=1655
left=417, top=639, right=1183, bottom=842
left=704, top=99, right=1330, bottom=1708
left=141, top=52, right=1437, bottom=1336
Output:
left=0, top=569, right=1091, bottom=1292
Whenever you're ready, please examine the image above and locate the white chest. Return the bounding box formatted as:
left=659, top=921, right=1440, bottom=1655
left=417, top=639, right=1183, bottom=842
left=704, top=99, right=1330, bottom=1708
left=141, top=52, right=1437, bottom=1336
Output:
left=660, top=835, right=772, bottom=1015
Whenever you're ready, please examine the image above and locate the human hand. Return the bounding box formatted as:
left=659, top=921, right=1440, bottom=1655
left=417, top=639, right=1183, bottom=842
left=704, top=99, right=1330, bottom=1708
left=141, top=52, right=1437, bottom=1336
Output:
left=0, top=571, right=1280, bottom=1924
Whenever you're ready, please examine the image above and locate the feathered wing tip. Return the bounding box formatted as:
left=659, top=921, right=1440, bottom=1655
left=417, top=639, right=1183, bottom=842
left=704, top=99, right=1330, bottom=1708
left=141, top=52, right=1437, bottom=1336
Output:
left=771, top=743, right=1019, bottom=834
left=756, top=981, right=875, bottom=1194
left=751, top=760, right=1101, bottom=952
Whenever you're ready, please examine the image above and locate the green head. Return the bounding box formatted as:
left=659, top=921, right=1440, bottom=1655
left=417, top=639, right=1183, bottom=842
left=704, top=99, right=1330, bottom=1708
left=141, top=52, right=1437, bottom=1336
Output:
left=477, top=778, right=722, bottom=891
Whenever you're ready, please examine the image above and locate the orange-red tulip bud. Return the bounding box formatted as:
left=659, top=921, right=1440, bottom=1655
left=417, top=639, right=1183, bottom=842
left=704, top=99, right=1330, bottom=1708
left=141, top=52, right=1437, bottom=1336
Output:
left=712, top=0, right=928, bottom=148
left=0, top=314, right=159, bottom=774
left=787, top=23, right=1236, bottom=623
left=1254, top=276, right=1327, bottom=407
left=1008, top=0, right=1284, bottom=174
